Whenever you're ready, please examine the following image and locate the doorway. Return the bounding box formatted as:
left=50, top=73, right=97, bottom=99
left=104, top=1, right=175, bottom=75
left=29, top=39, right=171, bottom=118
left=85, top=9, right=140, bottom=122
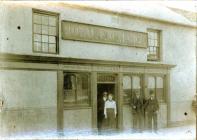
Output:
left=97, top=83, right=117, bottom=131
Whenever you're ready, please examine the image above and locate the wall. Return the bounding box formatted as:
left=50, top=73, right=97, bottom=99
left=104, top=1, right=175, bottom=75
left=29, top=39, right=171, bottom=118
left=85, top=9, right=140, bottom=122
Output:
left=122, top=105, right=132, bottom=130
left=123, top=103, right=167, bottom=130
left=0, top=2, right=196, bottom=127
left=165, top=27, right=196, bottom=124
left=0, top=70, right=57, bottom=136
left=63, top=109, right=92, bottom=132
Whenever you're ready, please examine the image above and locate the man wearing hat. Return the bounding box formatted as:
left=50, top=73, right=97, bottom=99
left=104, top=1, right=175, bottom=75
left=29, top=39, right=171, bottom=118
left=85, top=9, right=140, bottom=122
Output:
left=145, top=90, right=159, bottom=132
left=131, top=91, right=144, bottom=132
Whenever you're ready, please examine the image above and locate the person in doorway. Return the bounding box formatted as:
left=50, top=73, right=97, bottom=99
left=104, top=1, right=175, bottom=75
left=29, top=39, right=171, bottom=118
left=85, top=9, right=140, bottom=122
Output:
left=131, top=91, right=144, bottom=132
left=97, top=91, right=108, bottom=130
left=104, top=93, right=117, bottom=131
left=145, top=90, right=159, bottom=132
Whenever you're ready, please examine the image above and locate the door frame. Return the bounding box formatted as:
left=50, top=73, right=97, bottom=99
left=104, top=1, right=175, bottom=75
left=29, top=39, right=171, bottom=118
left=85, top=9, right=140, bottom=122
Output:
left=92, top=72, right=123, bottom=131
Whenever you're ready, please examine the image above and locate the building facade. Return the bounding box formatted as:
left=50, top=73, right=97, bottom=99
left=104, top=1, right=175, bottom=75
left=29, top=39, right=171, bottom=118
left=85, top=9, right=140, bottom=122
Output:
left=0, top=2, right=196, bottom=136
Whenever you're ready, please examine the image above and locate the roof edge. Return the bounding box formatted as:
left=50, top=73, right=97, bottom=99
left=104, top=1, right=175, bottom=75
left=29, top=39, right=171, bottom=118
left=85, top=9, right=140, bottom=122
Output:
left=57, top=3, right=196, bottom=28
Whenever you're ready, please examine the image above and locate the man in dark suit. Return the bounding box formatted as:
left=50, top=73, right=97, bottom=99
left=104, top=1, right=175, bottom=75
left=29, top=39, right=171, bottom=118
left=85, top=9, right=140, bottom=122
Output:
left=97, top=91, right=108, bottom=131
left=145, top=90, right=159, bottom=132
left=131, top=91, right=144, bottom=132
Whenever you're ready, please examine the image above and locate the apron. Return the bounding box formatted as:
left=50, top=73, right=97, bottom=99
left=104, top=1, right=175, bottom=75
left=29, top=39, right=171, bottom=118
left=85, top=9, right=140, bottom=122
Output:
left=106, top=108, right=116, bottom=130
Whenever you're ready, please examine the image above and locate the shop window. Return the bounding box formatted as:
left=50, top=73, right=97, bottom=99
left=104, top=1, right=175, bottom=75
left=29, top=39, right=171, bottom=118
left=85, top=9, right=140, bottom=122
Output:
left=147, top=76, right=155, bottom=99
left=64, top=73, right=90, bottom=107
left=147, top=29, right=161, bottom=61
left=147, top=75, right=165, bottom=102
left=33, top=9, right=59, bottom=54
left=123, top=76, right=132, bottom=104
left=123, top=75, right=142, bottom=104
left=156, top=76, right=164, bottom=102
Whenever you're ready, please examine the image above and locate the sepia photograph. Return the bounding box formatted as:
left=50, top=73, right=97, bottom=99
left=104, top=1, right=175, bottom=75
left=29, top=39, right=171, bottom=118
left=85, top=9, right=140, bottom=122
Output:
left=0, top=0, right=196, bottom=139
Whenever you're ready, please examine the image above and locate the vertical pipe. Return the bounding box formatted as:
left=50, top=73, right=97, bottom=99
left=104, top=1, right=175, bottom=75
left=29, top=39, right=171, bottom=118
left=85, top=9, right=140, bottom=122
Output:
left=117, top=72, right=123, bottom=131
left=57, top=70, right=64, bottom=136
left=91, top=72, right=97, bottom=132
left=195, top=5, right=197, bottom=139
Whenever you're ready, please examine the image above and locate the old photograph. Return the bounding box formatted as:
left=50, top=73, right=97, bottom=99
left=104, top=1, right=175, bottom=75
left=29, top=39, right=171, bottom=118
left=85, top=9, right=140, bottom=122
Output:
left=0, top=1, right=196, bottom=139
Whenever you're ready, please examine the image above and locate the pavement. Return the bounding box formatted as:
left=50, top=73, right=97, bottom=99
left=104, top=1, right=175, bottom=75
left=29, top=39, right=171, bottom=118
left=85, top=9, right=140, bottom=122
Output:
left=0, top=124, right=196, bottom=140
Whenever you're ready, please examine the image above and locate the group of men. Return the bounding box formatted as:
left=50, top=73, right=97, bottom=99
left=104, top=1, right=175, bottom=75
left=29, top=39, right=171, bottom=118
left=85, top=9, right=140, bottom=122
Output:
left=131, top=90, right=159, bottom=132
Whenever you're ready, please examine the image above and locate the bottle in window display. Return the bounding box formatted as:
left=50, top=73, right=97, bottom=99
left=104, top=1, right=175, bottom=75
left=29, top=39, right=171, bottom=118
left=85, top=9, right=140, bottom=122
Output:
left=131, top=91, right=144, bottom=132
left=104, top=93, right=117, bottom=130
left=145, top=90, right=159, bottom=132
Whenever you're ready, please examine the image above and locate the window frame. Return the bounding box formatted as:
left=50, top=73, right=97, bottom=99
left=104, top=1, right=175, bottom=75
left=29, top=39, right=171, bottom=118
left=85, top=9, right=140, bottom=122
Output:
left=122, top=74, right=143, bottom=105
left=147, top=74, right=166, bottom=103
left=63, top=72, right=91, bottom=108
left=32, top=9, right=59, bottom=54
left=147, top=29, right=161, bottom=61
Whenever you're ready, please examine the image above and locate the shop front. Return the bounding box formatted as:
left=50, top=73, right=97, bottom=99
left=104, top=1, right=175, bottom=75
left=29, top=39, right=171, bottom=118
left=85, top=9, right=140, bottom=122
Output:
left=57, top=59, right=174, bottom=133
left=0, top=54, right=174, bottom=134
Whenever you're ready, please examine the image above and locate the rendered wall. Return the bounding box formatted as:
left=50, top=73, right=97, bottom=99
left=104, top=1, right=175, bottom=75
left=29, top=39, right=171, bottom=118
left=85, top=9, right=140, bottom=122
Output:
left=0, top=70, right=57, bottom=136
left=63, top=109, right=92, bottom=131
left=123, top=103, right=167, bottom=130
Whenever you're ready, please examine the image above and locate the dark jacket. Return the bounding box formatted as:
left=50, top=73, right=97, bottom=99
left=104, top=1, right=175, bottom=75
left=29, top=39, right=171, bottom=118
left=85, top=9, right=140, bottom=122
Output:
left=98, top=98, right=106, bottom=119
left=145, top=98, right=159, bottom=113
left=131, top=97, right=144, bottom=114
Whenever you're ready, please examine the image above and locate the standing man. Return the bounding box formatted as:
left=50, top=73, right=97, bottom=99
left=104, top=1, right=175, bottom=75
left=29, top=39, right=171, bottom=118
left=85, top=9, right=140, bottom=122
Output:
left=131, top=91, right=144, bottom=132
left=145, top=90, right=159, bottom=132
left=97, top=91, right=108, bottom=131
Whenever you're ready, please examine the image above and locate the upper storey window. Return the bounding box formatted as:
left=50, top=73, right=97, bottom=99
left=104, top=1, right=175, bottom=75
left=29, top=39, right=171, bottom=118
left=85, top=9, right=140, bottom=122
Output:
left=147, top=29, right=161, bottom=61
left=33, top=9, right=59, bottom=54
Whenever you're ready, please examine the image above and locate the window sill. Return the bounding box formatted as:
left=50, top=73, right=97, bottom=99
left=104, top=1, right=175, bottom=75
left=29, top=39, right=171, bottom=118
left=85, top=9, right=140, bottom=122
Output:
left=147, top=59, right=160, bottom=62
left=64, top=105, right=92, bottom=110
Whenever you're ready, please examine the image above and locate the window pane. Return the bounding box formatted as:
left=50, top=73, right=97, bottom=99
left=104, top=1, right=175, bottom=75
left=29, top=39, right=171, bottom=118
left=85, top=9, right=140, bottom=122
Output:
left=42, top=43, right=48, bottom=52
left=156, top=77, right=164, bottom=101
left=132, top=76, right=141, bottom=100
left=49, top=26, right=56, bottom=35
left=49, top=36, right=56, bottom=43
left=42, top=15, right=48, bottom=25
left=155, top=39, right=158, bottom=46
left=123, top=76, right=131, bottom=89
left=42, top=35, right=48, bottom=43
left=148, top=32, right=154, bottom=39
left=149, top=39, right=154, bottom=46
left=153, top=47, right=156, bottom=54
left=132, top=76, right=140, bottom=89
left=49, top=43, right=56, bottom=53
left=76, top=74, right=89, bottom=105
left=34, top=42, right=41, bottom=52
left=123, top=76, right=132, bottom=104
left=34, top=14, right=41, bottom=24
left=34, top=34, right=41, bottom=42
left=151, top=47, right=154, bottom=52
left=147, top=76, right=155, bottom=99
left=49, top=16, right=56, bottom=26
left=154, top=33, right=158, bottom=39
left=34, top=24, right=41, bottom=34
left=64, top=74, right=76, bottom=104
left=42, top=25, right=48, bottom=34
